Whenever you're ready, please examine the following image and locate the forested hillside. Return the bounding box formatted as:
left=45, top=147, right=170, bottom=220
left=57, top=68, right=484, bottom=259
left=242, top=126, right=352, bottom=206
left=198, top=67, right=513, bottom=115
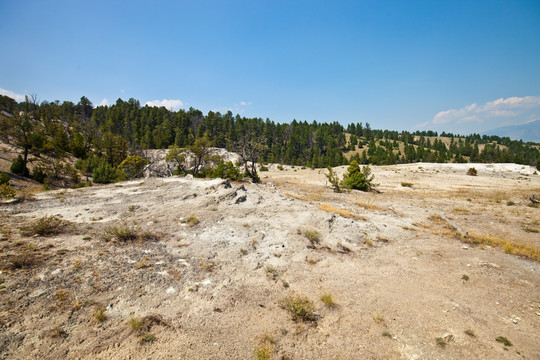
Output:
left=1, top=94, right=539, bottom=188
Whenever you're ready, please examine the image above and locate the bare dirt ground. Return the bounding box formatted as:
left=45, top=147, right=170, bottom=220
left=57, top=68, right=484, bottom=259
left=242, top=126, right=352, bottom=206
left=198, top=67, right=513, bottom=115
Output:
left=0, top=162, right=539, bottom=359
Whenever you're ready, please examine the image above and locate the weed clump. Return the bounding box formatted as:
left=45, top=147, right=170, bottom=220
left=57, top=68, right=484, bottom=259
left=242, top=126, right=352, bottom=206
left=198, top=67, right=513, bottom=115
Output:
left=103, top=224, right=137, bottom=242
left=303, top=229, right=321, bottom=244
left=467, top=167, right=477, bottom=176
left=94, top=306, right=107, bottom=322
left=436, top=337, right=446, bottom=347
left=20, top=216, right=70, bottom=237
left=180, top=215, right=199, bottom=227
left=9, top=251, right=39, bottom=269
left=139, top=333, right=155, bottom=344
left=129, top=314, right=165, bottom=345
left=279, top=294, right=318, bottom=322
left=264, top=265, right=278, bottom=280
left=496, top=336, right=512, bottom=347
left=320, top=292, right=336, bottom=308
left=0, top=184, right=16, bottom=199
left=102, top=223, right=157, bottom=242
left=401, top=182, right=413, bottom=187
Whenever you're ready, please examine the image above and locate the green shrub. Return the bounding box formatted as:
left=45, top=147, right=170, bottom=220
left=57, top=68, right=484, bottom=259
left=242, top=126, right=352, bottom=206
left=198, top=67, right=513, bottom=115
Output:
left=0, top=184, right=15, bottom=199
left=93, top=163, right=118, bottom=184
left=31, top=165, right=47, bottom=183
left=341, top=161, right=375, bottom=191
left=118, top=155, right=149, bottom=179
left=467, top=167, right=477, bottom=176
left=211, top=160, right=242, bottom=180
left=10, top=155, right=28, bottom=176
left=0, top=173, right=10, bottom=185
left=495, top=336, right=512, bottom=346
left=326, top=166, right=342, bottom=193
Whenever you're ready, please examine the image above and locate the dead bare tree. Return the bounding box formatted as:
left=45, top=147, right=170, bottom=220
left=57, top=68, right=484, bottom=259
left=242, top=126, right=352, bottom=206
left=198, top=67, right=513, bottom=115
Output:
left=230, top=126, right=265, bottom=183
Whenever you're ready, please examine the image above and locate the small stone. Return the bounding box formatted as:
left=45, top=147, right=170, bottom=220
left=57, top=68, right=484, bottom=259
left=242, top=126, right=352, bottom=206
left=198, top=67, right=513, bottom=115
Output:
left=462, top=246, right=468, bottom=250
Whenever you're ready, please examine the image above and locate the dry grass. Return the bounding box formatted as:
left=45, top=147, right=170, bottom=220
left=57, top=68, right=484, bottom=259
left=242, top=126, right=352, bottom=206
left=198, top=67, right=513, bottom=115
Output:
left=355, top=200, right=383, bottom=211
left=319, top=203, right=365, bottom=220
left=302, top=229, right=321, bottom=244
left=284, top=192, right=309, bottom=201
left=129, top=314, right=166, bottom=334
left=20, top=216, right=71, bottom=237
left=94, top=306, right=107, bottom=322
left=429, top=213, right=540, bottom=261
left=463, top=233, right=540, bottom=261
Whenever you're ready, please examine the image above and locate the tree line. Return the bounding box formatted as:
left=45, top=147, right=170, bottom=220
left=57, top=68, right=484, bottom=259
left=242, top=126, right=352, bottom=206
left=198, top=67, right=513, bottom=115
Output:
left=0, top=94, right=539, bottom=188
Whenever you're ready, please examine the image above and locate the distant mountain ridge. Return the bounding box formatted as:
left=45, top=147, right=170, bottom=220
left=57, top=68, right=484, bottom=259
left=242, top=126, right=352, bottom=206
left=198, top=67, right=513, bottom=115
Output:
left=482, top=120, right=540, bottom=143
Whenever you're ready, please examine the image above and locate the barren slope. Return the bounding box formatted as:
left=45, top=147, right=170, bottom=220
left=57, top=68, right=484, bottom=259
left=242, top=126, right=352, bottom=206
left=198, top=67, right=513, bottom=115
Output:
left=1, top=163, right=539, bottom=359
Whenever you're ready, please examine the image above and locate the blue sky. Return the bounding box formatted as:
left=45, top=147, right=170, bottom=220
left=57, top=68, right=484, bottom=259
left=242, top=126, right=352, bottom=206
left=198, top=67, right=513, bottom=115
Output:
left=1, top=0, right=539, bottom=135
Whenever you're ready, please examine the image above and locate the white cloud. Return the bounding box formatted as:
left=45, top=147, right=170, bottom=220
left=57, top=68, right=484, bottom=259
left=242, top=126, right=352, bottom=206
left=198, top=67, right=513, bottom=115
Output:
left=99, top=98, right=110, bottom=106
left=145, top=99, right=184, bottom=110
left=428, top=96, right=540, bottom=128
left=0, top=87, right=25, bottom=102
left=239, top=101, right=251, bottom=106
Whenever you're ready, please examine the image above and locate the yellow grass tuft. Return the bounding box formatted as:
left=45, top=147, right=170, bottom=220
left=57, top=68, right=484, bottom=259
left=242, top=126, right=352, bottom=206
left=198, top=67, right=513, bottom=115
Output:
left=355, top=201, right=383, bottom=211
left=319, top=203, right=365, bottom=220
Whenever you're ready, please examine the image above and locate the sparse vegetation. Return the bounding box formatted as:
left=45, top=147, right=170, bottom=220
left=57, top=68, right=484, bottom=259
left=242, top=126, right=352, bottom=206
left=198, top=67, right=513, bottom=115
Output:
left=102, top=224, right=138, bottom=242
left=382, top=329, right=392, bottom=337
left=180, top=215, right=199, bottom=227
left=320, top=292, right=336, bottom=308
left=465, top=329, right=475, bottom=337
left=20, top=216, right=70, bottom=237
left=94, top=306, right=107, bottom=322
left=9, top=251, right=39, bottom=269
left=264, top=265, right=278, bottom=279
left=326, top=166, right=342, bottom=193
left=279, top=294, right=318, bottom=322
left=302, top=228, right=321, bottom=244
left=373, top=313, right=384, bottom=323
left=254, top=334, right=274, bottom=360
left=462, top=233, right=540, bottom=262
left=139, top=333, right=156, bottom=344
left=462, top=274, right=470, bottom=281
left=496, top=336, right=512, bottom=347
left=436, top=337, right=447, bottom=347
left=401, top=182, right=413, bottom=187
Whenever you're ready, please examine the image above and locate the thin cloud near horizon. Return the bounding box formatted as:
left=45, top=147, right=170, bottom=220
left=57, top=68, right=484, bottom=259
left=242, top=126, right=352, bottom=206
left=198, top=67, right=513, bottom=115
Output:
left=416, top=96, right=540, bottom=131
